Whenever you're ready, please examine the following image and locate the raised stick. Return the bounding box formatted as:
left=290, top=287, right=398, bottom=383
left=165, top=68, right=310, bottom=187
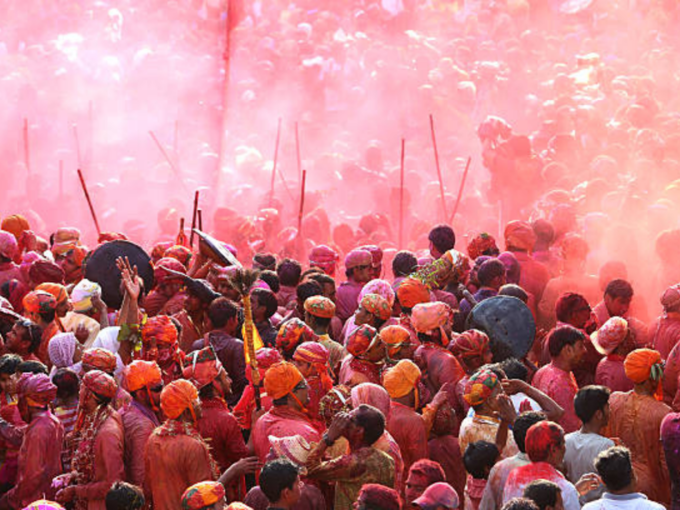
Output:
left=449, top=157, right=472, bottom=224
left=198, top=209, right=203, bottom=232
left=297, top=169, right=307, bottom=233
left=429, top=114, right=448, bottom=222
left=268, top=118, right=282, bottom=207
left=77, top=169, right=101, bottom=235
left=148, top=130, right=187, bottom=191
left=189, top=191, right=199, bottom=246
left=399, top=138, right=405, bottom=249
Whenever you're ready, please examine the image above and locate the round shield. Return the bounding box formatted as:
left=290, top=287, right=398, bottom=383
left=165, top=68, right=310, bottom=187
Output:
left=466, top=295, right=535, bottom=361
left=194, top=229, right=242, bottom=268
left=84, top=240, right=154, bottom=309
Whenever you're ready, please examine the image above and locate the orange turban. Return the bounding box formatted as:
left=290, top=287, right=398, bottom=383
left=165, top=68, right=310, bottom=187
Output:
left=504, top=220, right=536, bottom=251
left=304, top=296, right=336, bottom=319
left=181, top=482, right=225, bottom=510
left=396, top=278, right=431, bottom=309
left=82, top=348, right=117, bottom=374
left=360, top=293, right=392, bottom=321
left=624, top=348, right=664, bottom=399
left=161, top=379, right=198, bottom=419
left=36, top=283, right=69, bottom=306
left=382, top=360, right=421, bottom=399
left=263, top=361, right=304, bottom=400
left=125, top=360, right=163, bottom=392
left=22, top=290, right=56, bottom=319
left=1, top=214, right=30, bottom=240
left=142, top=316, right=178, bottom=345
left=293, top=341, right=333, bottom=391
left=380, top=325, right=411, bottom=346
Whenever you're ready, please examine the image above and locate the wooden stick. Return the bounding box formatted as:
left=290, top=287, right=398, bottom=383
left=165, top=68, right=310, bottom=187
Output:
left=148, top=130, right=187, bottom=191
left=77, top=169, right=101, bottom=235
left=23, top=118, right=30, bottom=174
left=177, top=217, right=187, bottom=247
left=73, top=125, right=82, bottom=169
left=295, top=121, right=302, bottom=182
left=88, top=100, right=94, bottom=167
left=449, top=157, right=472, bottom=224
left=429, top=114, right=448, bottom=222
left=198, top=209, right=203, bottom=232
left=297, top=169, right=307, bottom=233
left=399, top=138, right=405, bottom=249
left=59, top=160, right=64, bottom=198
left=189, top=190, right=199, bottom=246
left=268, top=118, right=282, bottom=207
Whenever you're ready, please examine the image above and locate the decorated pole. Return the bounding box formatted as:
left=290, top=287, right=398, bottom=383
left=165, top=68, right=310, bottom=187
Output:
left=399, top=138, right=405, bottom=249
left=449, top=157, right=472, bottom=224
left=177, top=218, right=187, bottom=247
left=77, top=169, right=101, bottom=236
left=429, top=114, right=448, bottom=222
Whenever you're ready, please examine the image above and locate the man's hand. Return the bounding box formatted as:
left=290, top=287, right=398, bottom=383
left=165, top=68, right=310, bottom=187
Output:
left=117, top=256, right=141, bottom=300
left=326, top=412, right=351, bottom=442
left=56, top=486, right=76, bottom=504
left=496, top=394, right=517, bottom=424
left=501, top=379, right=528, bottom=396
left=575, top=473, right=602, bottom=496
left=74, top=324, right=89, bottom=344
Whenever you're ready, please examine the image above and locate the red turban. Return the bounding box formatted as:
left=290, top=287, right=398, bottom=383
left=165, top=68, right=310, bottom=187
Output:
left=83, top=370, right=118, bottom=399
left=29, top=260, right=65, bottom=285
left=504, top=220, right=536, bottom=252
left=154, top=257, right=186, bottom=286
left=276, top=318, right=316, bottom=354
left=0, top=231, right=18, bottom=261
left=142, top=316, right=178, bottom=345
left=82, top=348, right=117, bottom=374
left=183, top=347, right=223, bottom=389
left=346, top=324, right=378, bottom=357
left=467, top=233, right=498, bottom=260
left=22, top=290, right=56, bottom=318
left=17, top=373, right=57, bottom=406
left=293, top=341, right=332, bottom=390
left=450, top=329, right=490, bottom=359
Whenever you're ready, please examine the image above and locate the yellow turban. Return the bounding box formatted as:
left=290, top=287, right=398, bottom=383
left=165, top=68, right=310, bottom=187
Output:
left=382, top=360, right=421, bottom=399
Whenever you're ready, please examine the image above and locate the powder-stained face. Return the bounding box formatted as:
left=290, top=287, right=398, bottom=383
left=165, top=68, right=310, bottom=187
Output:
left=525, top=422, right=565, bottom=463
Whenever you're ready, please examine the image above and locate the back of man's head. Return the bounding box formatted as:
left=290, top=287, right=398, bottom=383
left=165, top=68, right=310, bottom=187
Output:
left=595, top=446, right=634, bottom=492
left=547, top=325, right=584, bottom=358
left=574, top=385, right=610, bottom=425
left=354, top=404, right=385, bottom=446
left=259, top=459, right=300, bottom=503
left=513, top=411, right=547, bottom=454
left=523, top=480, right=560, bottom=510
left=106, top=481, right=145, bottom=510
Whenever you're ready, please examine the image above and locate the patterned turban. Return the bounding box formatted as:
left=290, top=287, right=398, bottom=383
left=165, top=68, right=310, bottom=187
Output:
left=161, top=379, right=199, bottom=419
left=22, top=290, right=57, bottom=317
left=165, top=245, right=193, bottom=267
left=293, top=342, right=332, bottom=390
left=36, top=283, right=68, bottom=306
left=181, top=482, right=225, bottom=510
left=661, top=284, right=680, bottom=311
left=359, top=279, right=396, bottom=307
left=21, top=500, right=64, bottom=510
left=82, top=348, right=117, bottom=374
left=17, top=373, right=57, bottom=406
left=504, top=220, right=536, bottom=251
left=319, top=385, right=352, bottom=423
left=71, top=279, right=101, bottom=313
left=411, top=302, right=450, bottom=334
left=346, top=325, right=378, bottom=357
left=382, top=360, right=421, bottom=399
left=450, top=329, right=490, bottom=359
left=309, top=245, right=339, bottom=273
left=360, top=293, right=392, bottom=321
left=28, top=260, right=65, bottom=285
left=263, top=362, right=304, bottom=400
left=344, top=249, right=372, bottom=269
left=467, top=233, right=498, bottom=260
left=1, top=215, right=30, bottom=240
left=276, top=318, right=316, bottom=354
left=0, top=231, right=18, bottom=261
left=396, top=278, right=430, bottom=309
left=142, top=316, right=178, bottom=345
left=154, top=257, right=186, bottom=286
left=183, top=347, right=223, bottom=389
left=304, top=296, right=336, bottom=319
left=591, top=317, right=628, bottom=356
left=83, top=370, right=118, bottom=399
left=269, top=434, right=313, bottom=466
left=150, top=241, right=172, bottom=262
left=125, top=360, right=163, bottom=392
left=248, top=348, right=283, bottom=384
left=463, top=369, right=499, bottom=407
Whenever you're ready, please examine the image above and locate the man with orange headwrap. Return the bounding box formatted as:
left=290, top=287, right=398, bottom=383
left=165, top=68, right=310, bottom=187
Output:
left=338, top=325, right=385, bottom=387
left=51, top=228, right=87, bottom=286
left=232, top=348, right=282, bottom=431
left=140, top=316, right=183, bottom=385
left=292, top=341, right=332, bottom=424
left=183, top=347, right=248, bottom=501
left=606, top=349, right=671, bottom=505
left=251, top=362, right=322, bottom=463
left=22, top=290, right=59, bottom=367
left=303, top=295, right=346, bottom=374
left=120, top=360, right=163, bottom=488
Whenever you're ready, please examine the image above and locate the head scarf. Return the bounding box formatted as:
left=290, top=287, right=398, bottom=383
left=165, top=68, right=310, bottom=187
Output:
left=304, top=296, right=336, bottom=318
left=661, top=284, right=680, bottom=312
left=450, top=329, right=490, bottom=359
left=463, top=369, right=499, bottom=407
left=504, top=220, right=536, bottom=251
left=379, top=325, right=411, bottom=356
left=165, top=245, right=193, bottom=267
left=36, top=283, right=68, bottom=306
left=125, top=360, right=163, bottom=392
left=21, top=501, right=64, bottom=510
left=591, top=317, right=628, bottom=356
left=48, top=332, right=77, bottom=369
left=247, top=348, right=283, bottom=384
left=181, top=481, right=225, bottom=510
left=382, top=360, right=421, bottom=399
left=396, top=278, right=430, bottom=309
left=183, top=347, right=223, bottom=389
left=624, top=348, right=664, bottom=399
left=344, top=249, right=372, bottom=269
left=1, top=215, right=30, bottom=240
left=293, top=342, right=332, bottom=391
left=52, top=227, right=81, bottom=252
left=319, top=385, right=352, bottom=424
left=17, top=372, right=57, bottom=406
left=0, top=231, right=18, bottom=261
left=359, top=279, right=395, bottom=307
left=351, top=382, right=391, bottom=418
left=411, top=302, right=450, bottom=334
left=154, top=257, right=186, bottom=286
left=29, top=260, right=65, bottom=285
left=359, top=245, right=383, bottom=268
left=309, top=245, right=339, bottom=274
left=269, top=435, right=313, bottom=467
left=71, top=279, right=102, bottom=313
left=467, top=233, right=498, bottom=260
left=346, top=324, right=378, bottom=357
left=23, top=290, right=57, bottom=318
left=142, top=316, right=178, bottom=345
left=360, top=293, right=392, bottom=321
left=263, top=362, right=304, bottom=400
left=161, top=379, right=199, bottom=420
left=82, top=347, right=117, bottom=374
left=276, top=318, right=316, bottom=354
left=82, top=370, right=118, bottom=399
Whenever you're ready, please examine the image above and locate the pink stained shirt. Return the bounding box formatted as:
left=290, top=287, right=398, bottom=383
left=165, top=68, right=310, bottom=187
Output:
left=503, top=462, right=580, bottom=510
left=531, top=362, right=580, bottom=433
left=595, top=354, right=634, bottom=393
left=252, top=406, right=323, bottom=463
left=120, top=401, right=160, bottom=488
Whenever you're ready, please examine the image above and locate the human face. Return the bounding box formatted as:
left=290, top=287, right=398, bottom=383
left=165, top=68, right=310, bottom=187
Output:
left=568, top=339, right=587, bottom=366
left=605, top=295, right=630, bottom=318
left=354, top=306, right=373, bottom=327
left=216, top=368, right=232, bottom=396
left=322, top=283, right=337, bottom=304
left=217, top=281, right=240, bottom=301
left=352, top=265, right=371, bottom=283
left=0, top=372, right=17, bottom=396
left=370, top=263, right=382, bottom=280
left=184, top=294, right=203, bottom=313
left=6, top=324, right=27, bottom=354
left=364, top=340, right=386, bottom=363
left=570, top=306, right=592, bottom=329
left=283, top=476, right=303, bottom=507
left=553, top=492, right=565, bottom=510
left=292, top=380, right=310, bottom=407
left=56, top=300, right=72, bottom=318
left=293, top=359, right=313, bottom=378
left=149, top=382, right=163, bottom=407
left=405, top=472, right=429, bottom=503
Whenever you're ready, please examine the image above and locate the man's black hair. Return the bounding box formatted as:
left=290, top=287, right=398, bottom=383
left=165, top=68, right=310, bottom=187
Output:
left=297, top=281, right=323, bottom=304
left=604, top=279, right=633, bottom=301
left=354, top=404, right=385, bottom=446
left=277, top=259, right=302, bottom=287
left=18, top=360, right=48, bottom=375
left=259, top=458, right=300, bottom=503
left=308, top=273, right=335, bottom=288
left=392, top=251, right=418, bottom=278
left=500, top=358, right=529, bottom=382
left=523, top=480, right=560, bottom=510
left=207, top=298, right=239, bottom=328
left=574, top=385, right=611, bottom=424
left=106, top=481, right=145, bottom=510
left=253, top=253, right=277, bottom=271
left=547, top=325, right=585, bottom=358
left=595, top=446, right=634, bottom=492
left=501, top=498, right=540, bottom=510
left=428, top=224, right=456, bottom=253
left=463, top=440, right=499, bottom=479
left=53, top=368, right=80, bottom=400
left=15, top=319, right=43, bottom=354
left=259, top=270, right=281, bottom=294
left=0, top=354, right=22, bottom=375
left=252, top=288, right=278, bottom=319
left=478, top=259, right=506, bottom=287
left=513, top=411, right=547, bottom=454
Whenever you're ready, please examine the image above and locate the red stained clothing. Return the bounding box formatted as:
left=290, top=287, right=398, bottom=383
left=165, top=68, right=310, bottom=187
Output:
left=3, top=410, right=64, bottom=509
left=306, top=376, right=330, bottom=423
left=651, top=312, right=680, bottom=360
left=74, top=412, right=125, bottom=510
left=0, top=263, right=24, bottom=289
left=233, top=385, right=273, bottom=431
left=252, top=406, right=323, bottom=462
left=196, top=398, right=248, bottom=470
left=172, top=310, right=204, bottom=353
left=415, top=344, right=465, bottom=409
left=429, top=435, right=466, bottom=500
left=336, top=280, right=364, bottom=322
left=595, top=354, right=634, bottom=393
left=338, top=356, right=381, bottom=387
left=531, top=362, right=580, bottom=433
left=244, top=483, right=327, bottom=510
left=665, top=341, right=680, bottom=409
left=503, top=462, right=580, bottom=510
left=511, top=251, right=551, bottom=315
left=386, top=401, right=428, bottom=480
left=120, top=401, right=160, bottom=488
left=538, top=273, right=601, bottom=329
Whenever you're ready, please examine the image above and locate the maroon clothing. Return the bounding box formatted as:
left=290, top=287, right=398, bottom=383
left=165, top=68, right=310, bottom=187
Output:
left=415, top=344, right=465, bottom=409
left=387, top=401, right=428, bottom=480
left=665, top=341, right=680, bottom=410
left=244, top=483, right=326, bottom=510
left=336, top=280, right=364, bottom=322
left=532, top=362, right=580, bottom=433
left=193, top=331, right=247, bottom=405
left=277, top=285, right=297, bottom=309
left=196, top=398, right=248, bottom=471
left=2, top=410, right=63, bottom=509
left=651, top=312, right=680, bottom=360
left=595, top=354, right=634, bottom=393
left=120, top=401, right=160, bottom=488
left=511, top=251, right=551, bottom=315
left=428, top=435, right=466, bottom=500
